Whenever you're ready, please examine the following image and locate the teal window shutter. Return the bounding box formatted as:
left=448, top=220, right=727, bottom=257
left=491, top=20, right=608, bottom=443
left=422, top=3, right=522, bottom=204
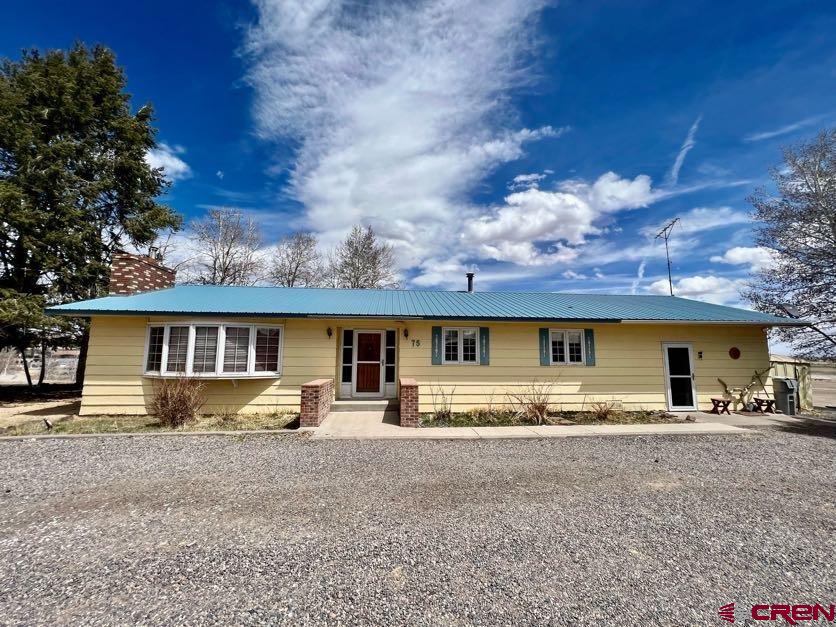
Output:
left=479, top=327, right=490, bottom=365
left=584, top=329, right=596, bottom=366
left=431, top=326, right=442, bottom=365
left=539, top=328, right=550, bottom=365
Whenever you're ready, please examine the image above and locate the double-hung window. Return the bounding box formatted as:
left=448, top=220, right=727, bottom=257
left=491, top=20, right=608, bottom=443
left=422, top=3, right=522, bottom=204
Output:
left=550, top=329, right=584, bottom=365
left=442, top=327, right=479, bottom=364
left=144, top=323, right=283, bottom=377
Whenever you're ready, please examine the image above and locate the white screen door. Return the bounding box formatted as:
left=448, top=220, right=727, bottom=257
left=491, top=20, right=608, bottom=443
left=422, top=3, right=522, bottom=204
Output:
left=662, top=343, right=697, bottom=410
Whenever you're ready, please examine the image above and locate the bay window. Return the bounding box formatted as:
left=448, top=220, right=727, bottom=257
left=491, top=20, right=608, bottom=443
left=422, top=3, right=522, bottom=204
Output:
left=165, top=326, right=189, bottom=373
left=192, top=326, right=219, bottom=373
left=222, top=326, right=250, bottom=373
left=146, top=326, right=165, bottom=373
left=255, top=327, right=281, bottom=372
left=144, top=323, right=283, bottom=377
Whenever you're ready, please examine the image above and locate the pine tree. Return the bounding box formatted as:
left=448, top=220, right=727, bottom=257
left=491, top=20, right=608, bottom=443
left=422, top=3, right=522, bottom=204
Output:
left=0, top=44, right=182, bottom=384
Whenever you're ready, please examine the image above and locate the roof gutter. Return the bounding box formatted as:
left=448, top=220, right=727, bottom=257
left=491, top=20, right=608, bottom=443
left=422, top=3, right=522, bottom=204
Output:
left=619, top=319, right=806, bottom=326
left=45, top=309, right=621, bottom=323
left=46, top=309, right=799, bottom=326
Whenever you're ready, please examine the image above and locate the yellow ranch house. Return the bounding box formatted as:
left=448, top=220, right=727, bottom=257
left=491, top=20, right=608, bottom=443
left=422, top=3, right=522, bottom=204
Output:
left=49, top=253, right=800, bottom=427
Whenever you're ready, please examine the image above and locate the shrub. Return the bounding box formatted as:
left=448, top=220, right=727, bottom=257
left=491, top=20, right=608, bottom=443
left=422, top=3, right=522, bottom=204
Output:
left=151, top=378, right=206, bottom=427
left=428, top=383, right=455, bottom=422
left=507, top=380, right=555, bottom=425
left=589, top=400, right=620, bottom=422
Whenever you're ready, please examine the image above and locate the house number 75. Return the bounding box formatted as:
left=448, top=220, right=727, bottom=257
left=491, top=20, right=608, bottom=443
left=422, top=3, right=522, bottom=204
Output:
left=411, top=339, right=421, bottom=347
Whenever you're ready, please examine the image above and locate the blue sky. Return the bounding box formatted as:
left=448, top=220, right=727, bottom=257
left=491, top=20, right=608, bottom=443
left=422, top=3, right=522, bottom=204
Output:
left=4, top=0, right=836, bottom=303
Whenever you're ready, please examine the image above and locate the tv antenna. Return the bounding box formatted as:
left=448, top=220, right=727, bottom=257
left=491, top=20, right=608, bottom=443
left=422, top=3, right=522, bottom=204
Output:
left=655, top=218, right=680, bottom=296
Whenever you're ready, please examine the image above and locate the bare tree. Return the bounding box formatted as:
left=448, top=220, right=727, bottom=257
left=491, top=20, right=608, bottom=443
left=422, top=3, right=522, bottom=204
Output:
left=746, top=129, right=836, bottom=360
left=332, top=225, right=400, bottom=289
left=0, top=347, right=17, bottom=378
left=143, top=228, right=189, bottom=271
left=268, top=232, right=322, bottom=287
left=183, top=208, right=263, bottom=286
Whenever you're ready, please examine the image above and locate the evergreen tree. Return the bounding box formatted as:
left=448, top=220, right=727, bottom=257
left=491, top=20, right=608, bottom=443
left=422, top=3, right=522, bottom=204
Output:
left=0, top=44, right=181, bottom=384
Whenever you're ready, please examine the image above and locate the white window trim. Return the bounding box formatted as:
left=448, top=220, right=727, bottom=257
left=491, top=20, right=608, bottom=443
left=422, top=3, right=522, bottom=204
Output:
left=441, top=326, right=480, bottom=365
left=143, top=322, right=284, bottom=379
left=549, top=329, right=586, bottom=366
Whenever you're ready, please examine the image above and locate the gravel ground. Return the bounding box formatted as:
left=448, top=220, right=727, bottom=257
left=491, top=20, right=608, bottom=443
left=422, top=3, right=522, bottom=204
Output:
left=1, top=426, right=834, bottom=626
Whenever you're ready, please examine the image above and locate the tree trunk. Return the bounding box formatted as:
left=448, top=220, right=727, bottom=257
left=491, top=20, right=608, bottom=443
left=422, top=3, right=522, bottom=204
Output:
left=37, top=341, right=47, bottom=386
left=18, top=346, right=33, bottom=387
left=75, top=325, right=90, bottom=389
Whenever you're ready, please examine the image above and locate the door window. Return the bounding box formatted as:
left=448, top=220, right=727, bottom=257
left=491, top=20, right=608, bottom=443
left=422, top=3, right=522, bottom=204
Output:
left=385, top=330, right=396, bottom=383
left=341, top=330, right=354, bottom=383
left=357, top=333, right=381, bottom=360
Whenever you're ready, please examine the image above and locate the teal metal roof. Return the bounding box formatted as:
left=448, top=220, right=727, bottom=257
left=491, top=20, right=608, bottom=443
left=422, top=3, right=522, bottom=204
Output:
left=47, top=285, right=799, bottom=325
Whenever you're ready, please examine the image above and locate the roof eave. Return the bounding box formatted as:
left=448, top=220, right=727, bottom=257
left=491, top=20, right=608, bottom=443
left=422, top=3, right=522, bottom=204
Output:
left=620, top=319, right=805, bottom=326
left=45, top=309, right=622, bottom=322
left=46, top=308, right=799, bottom=325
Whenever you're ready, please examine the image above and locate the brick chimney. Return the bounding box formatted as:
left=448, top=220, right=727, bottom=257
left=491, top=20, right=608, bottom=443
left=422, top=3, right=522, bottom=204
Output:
left=109, top=251, right=175, bottom=295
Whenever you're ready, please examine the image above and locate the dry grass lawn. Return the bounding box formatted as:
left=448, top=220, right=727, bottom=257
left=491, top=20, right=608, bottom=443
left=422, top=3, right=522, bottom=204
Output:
left=0, top=411, right=298, bottom=437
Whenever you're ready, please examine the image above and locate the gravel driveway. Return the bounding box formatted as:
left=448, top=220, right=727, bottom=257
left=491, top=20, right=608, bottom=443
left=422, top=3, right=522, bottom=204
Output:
left=1, top=426, right=834, bottom=626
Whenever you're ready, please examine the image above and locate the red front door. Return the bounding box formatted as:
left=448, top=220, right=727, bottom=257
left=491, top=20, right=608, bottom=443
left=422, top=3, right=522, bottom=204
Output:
left=355, top=332, right=382, bottom=393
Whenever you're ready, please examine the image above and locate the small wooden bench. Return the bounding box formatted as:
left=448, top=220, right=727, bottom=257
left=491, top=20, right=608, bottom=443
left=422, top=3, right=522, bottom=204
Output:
left=753, top=397, right=776, bottom=413
left=709, top=398, right=732, bottom=415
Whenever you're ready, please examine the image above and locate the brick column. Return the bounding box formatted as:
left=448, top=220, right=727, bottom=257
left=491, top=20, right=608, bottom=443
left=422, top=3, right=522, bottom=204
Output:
left=399, top=378, right=419, bottom=427
left=300, top=379, right=334, bottom=427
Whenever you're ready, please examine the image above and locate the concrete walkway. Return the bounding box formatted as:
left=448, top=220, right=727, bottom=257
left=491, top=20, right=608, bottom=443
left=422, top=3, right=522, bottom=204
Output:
left=685, top=409, right=831, bottom=428
left=313, top=411, right=747, bottom=440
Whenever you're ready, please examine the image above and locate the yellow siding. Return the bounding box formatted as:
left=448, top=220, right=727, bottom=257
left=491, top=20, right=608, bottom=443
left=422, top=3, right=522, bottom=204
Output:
left=81, top=315, right=771, bottom=415
left=398, top=321, right=771, bottom=412
left=81, top=316, right=400, bottom=415
left=82, top=316, right=330, bottom=415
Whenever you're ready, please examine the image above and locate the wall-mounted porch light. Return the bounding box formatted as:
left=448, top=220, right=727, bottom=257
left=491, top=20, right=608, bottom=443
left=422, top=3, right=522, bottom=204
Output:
left=327, top=327, right=333, bottom=338
left=403, top=328, right=409, bottom=339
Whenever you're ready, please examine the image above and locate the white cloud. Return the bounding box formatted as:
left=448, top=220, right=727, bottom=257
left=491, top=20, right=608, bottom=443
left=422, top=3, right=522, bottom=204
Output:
left=464, top=171, right=658, bottom=267
left=666, top=114, right=702, bottom=185
left=467, top=189, right=597, bottom=247
left=562, top=270, right=586, bottom=280
left=743, top=116, right=821, bottom=142
left=508, top=172, right=547, bottom=190
left=648, top=275, right=746, bottom=305
left=559, top=171, right=655, bottom=213
left=410, top=256, right=470, bottom=288
left=630, top=259, right=646, bottom=295
left=711, top=246, right=777, bottom=272
left=245, top=0, right=602, bottom=282
left=246, top=0, right=555, bottom=265
left=640, top=206, right=750, bottom=238
left=242, top=2, right=729, bottom=286
left=145, top=143, right=192, bottom=182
